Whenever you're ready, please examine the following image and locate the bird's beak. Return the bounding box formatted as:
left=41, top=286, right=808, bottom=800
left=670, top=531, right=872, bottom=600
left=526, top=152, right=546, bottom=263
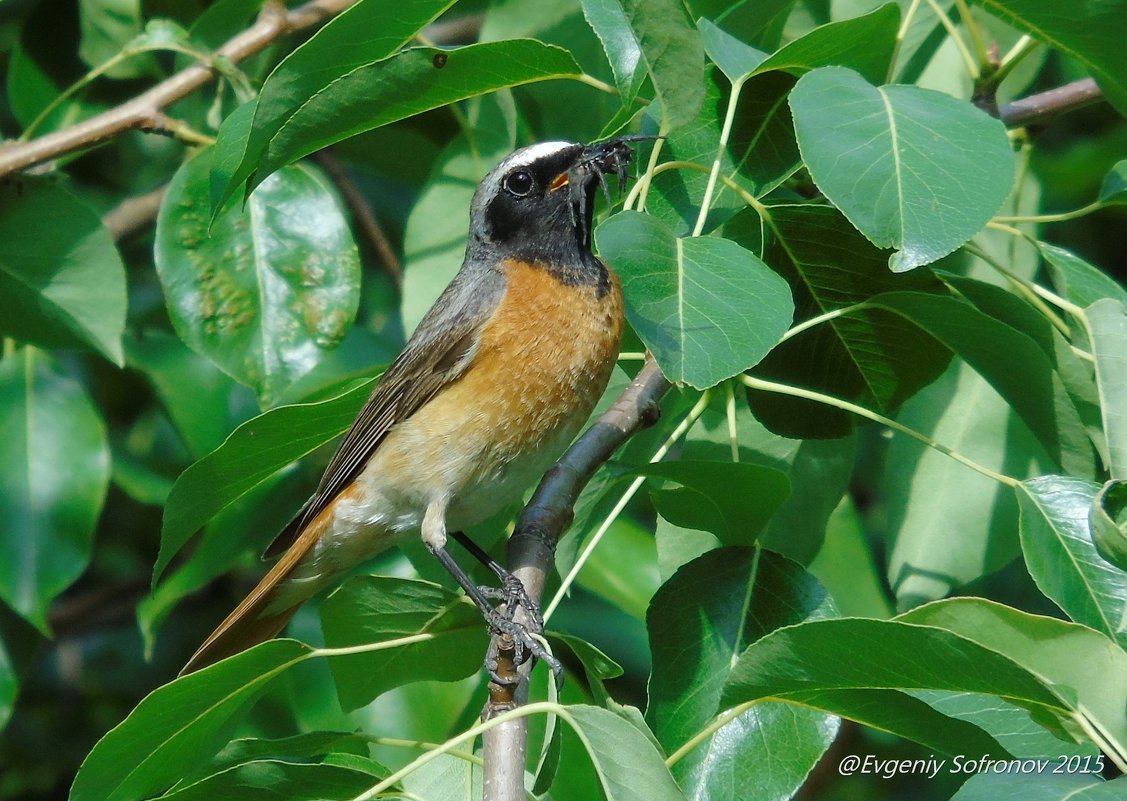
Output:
left=549, top=171, right=569, bottom=192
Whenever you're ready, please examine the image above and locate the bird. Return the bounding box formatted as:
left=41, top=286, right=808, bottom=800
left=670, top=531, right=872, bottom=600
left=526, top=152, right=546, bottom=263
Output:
left=180, top=138, right=633, bottom=677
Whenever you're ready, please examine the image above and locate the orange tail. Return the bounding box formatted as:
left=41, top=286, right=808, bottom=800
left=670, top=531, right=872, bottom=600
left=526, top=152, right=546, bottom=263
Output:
left=179, top=507, right=336, bottom=676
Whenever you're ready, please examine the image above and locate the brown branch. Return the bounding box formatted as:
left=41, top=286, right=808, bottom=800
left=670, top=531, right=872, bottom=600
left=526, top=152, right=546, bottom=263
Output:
left=0, top=0, right=358, bottom=178
left=1000, top=77, right=1104, bottom=128
left=481, top=356, right=671, bottom=801
left=313, top=151, right=403, bottom=287
left=102, top=184, right=168, bottom=241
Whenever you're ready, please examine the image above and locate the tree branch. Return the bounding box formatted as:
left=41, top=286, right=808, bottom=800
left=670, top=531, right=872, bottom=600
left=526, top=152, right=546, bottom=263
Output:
left=102, top=184, right=168, bottom=241
left=1000, top=77, right=1104, bottom=127
left=0, top=0, right=358, bottom=178
left=481, top=356, right=671, bottom=801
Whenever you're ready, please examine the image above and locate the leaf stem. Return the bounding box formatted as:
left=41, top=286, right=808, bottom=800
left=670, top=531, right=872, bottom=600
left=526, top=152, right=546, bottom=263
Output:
left=542, top=390, right=712, bottom=622
left=741, top=374, right=1020, bottom=487
left=924, top=0, right=979, bottom=78
left=953, top=0, right=991, bottom=73
left=665, top=701, right=758, bottom=766
left=779, top=302, right=878, bottom=343
left=626, top=126, right=668, bottom=212
left=693, top=76, right=745, bottom=236
left=961, top=241, right=1071, bottom=336
left=725, top=381, right=740, bottom=462
left=888, top=0, right=925, bottom=82
left=992, top=35, right=1040, bottom=85
left=993, top=200, right=1104, bottom=224
left=576, top=73, right=619, bottom=96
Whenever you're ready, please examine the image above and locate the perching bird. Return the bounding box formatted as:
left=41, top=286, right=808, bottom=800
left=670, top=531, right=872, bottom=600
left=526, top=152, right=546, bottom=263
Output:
left=181, top=138, right=633, bottom=676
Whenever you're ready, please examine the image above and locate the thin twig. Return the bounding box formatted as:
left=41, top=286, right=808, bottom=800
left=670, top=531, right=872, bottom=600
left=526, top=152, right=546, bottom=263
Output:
left=1000, top=77, right=1103, bottom=127
left=102, top=184, right=168, bottom=241
left=0, top=0, right=358, bottom=177
left=480, top=356, right=671, bottom=801
left=313, top=151, right=403, bottom=287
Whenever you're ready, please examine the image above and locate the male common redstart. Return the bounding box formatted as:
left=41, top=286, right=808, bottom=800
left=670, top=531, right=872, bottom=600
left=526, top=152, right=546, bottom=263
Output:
left=181, top=139, right=633, bottom=676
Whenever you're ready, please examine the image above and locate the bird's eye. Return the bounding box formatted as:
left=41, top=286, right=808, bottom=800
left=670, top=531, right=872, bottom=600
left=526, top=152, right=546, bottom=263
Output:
left=503, top=170, right=534, bottom=197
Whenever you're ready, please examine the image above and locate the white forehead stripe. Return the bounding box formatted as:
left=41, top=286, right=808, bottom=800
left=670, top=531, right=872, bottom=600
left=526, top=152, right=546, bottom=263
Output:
left=500, top=140, right=577, bottom=171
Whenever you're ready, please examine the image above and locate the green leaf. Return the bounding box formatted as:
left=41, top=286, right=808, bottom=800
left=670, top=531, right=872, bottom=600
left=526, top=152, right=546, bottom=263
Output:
left=789, top=66, right=1015, bottom=271
left=1099, top=159, right=1127, bottom=204
left=0, top=178, right=126, bottom=365
left=647, top=548, right=839, bottom=801
left=885, top=361, right=1051, bottom=609
left=319, top=577, right=489, bottom=711
left=745, top=204, right=951, bottom=438
left=78, top=0, right=148, bottom=78
left=1091, top=480, right=1127, bottom=571
left=1040, top=241, right=1127, bottom=309
left=973, top=0, right=1127, bottom=116
left=582, top=0, right=647, bottom=103
left=595, top=211, right=794, bottom=388
left=401, top=753, right=476, bottom=800
left=863, top=291, right=1091, bottom=474
left=638, top=461, right=790, bottom=542
left=900, top=598, right=1127, bottom=758
left=893, top=0, right=956, bottom=82
left=156, top=149, right=361, bottom=406
left=564, top=705, right=683, bottom=801
left=241, top=41, right=582, bottom=199
left=751, top=2, right=901, bottom=84
left=156, top=376, right=374, bottom=584
left=1087, top=298, right=1127, bottom=478
left=1018, top=476, right=1127, bottom=649
left=0, top=634, right=15, bottom=730
left=195, top=731, right=372, bottom=784
left=161, top=760, right=381, bottom=801
left=698, top=18, right=767, bottom=83
left=70, top=639, right=313, bottom=801
left=210, top=101, right=256, bottom=220
left=688, top=0, right=796, bottom=50
left=0, top=349, right=109, bottom=632
left=952, top=771, right=1126, bottom=801
left=620, top=0, right=705, bottom=129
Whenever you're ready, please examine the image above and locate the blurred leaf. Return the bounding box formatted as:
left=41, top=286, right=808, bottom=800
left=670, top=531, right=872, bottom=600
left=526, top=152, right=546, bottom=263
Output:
left=156, top=149, right=360, bottom=405
left=238, top=41, right=582, bottom=199
left=0, top=349, right=109, bottom=632
left=194, top=731, right=372, bottom=783
left=0, top=633, right=15, bottom=730
left=0, top=178, right=126, bottom=365
left=401, top=753, right=476, bottom=800
left=577, top=515, right=661, bottom=619
left=952, top=771, right=1126, bottom=800
left=162, top=759, right=381, bottom=801
left=790, top=66, right=1015, bottom=271
left=885, top=361, right=1051, bottom=610
left=894, top=0, right=956, bottom=82
left=808, top=498, right=895, bottom=618
left=1018, top=476, right=1127, bottom=649
left=901, top=599, right=1127, bottom=758
left=1086, top=298, right=1127, bottom=478
left=220, top=0, right=456, bottom=205
left=7, top=32, right=104, bottom=133
left=564, top=705, right=683, bottom=800
left=974, top=0, right=1127, bottom=116
left=156, top=376, right=373, bottom=584
left=1091, top=480, right=1127, bottom=571
left=127, top=331, right=239, bottom=458
left=620, top=0, right=705, bottom=129
left=648, top=548, right=839, bottom=800
left=1099, top=158, right=1127, bottom=203
left=639, top=460, right=790, bottom=542
left=746, top=204, right=950, bottom=438
left=78, top=0, right=149, bottom=78
left=70, top=640, right=313, bottom=801
left=596, top=211, right=794, bottom=388
left=582, top=0, right=647, bottom=103
left=319, top=576, right=489, bottom=711
left=1040, top=241, right=1127, bottom=309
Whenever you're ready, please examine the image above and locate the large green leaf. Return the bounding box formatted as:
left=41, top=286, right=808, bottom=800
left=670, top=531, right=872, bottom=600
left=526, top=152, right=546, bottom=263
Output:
left=619, top=0, right=704, bottom=129
left=319, top=577, right=489, bottom=711
left=156, top=149, right=360, bottom=406
left=1040, top=242, right=1127, bottom=309
left=647, top=548, right=839, bottom=801
left=885, top=361, right=1051, bottom=609
left=595, top=210, right=794, bottom=388
left=0, top=624, right=16, bottom=729
left=564, top=705, right=684, bottom=801
left=973, top=0, right=1127, bottom=116
left=1018, top=476, right=1127, bottom=649
left=242, top=41, right=582, bottom=198
left=0, top=179, right=126, bottom=365
left=1086, top=298, right=1127, bottom=478
left=745, top=204, right=950, bottom=438
left=789, top=67, right=1015, bottom=271
left=159, top=760, right=382, bottom=801
left=582, top=0, right=646, bottom=103
left=0, top=349, right=109, bottom=632
left=952, top=771, right=1127, bottom=801
left=70, top=639, right=313, bottom=801
left=156, top=376, right=374, bottom=584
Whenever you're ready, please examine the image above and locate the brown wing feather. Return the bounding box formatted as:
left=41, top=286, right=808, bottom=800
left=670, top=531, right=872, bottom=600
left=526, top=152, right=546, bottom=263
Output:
left=263, top=268, right=504, bottom=558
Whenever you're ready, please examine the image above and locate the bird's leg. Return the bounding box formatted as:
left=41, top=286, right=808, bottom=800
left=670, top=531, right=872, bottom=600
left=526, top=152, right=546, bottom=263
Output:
left=421, top=502, right=560, bottom=686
